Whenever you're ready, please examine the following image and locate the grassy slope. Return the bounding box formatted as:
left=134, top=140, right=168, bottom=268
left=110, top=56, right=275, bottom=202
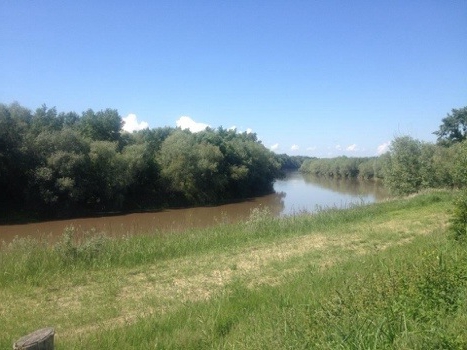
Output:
left=1, top=190, right=466, bottom=349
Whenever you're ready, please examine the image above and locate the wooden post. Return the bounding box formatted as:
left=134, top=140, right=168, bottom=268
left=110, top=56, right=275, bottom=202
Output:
left=13, top=328, right=54, bottom=350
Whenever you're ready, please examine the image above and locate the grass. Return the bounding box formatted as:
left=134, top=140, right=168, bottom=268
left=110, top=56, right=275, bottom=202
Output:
left=1, top=190, right=466, bottom=349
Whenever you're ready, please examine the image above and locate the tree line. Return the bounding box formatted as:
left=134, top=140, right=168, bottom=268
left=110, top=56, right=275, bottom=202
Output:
left=300, top=156, right=384, bottom=180
left=0, top=102, right=287, bottom=218
left=300, top=106, right=467, bottom=196
left=2, top=101, right=465, bottom=219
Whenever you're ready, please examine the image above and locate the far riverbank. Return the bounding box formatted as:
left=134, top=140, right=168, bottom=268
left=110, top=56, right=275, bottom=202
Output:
left=0, top=172, right=387, bottom=245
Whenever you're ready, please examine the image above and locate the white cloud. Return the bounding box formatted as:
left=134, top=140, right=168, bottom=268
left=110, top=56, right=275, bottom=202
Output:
left=335, top=144, right=342, bottom=151
left=306, top=146, right=317, bottom=152
left=291, top=144, right=300, bottom=151
left=122, top=114, right=149, bottom=132
left=228, top=126, right=253, bottom=134
left=270, top=143, right=279, bottom=151
left=377, top=141, right=390, bottom=155
left=346, top=144, right=358, bottom=152
left=176, top=116, right=210, bottom=133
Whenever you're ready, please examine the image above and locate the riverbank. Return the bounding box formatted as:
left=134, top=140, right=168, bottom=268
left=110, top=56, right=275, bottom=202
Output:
left=2, top=190, right=466, bottom=349
left=0, top=171, right=387, bottom=245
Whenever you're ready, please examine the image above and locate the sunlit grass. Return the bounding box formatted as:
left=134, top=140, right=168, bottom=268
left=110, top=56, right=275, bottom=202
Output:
left=1, top=190, right=463, bottom=349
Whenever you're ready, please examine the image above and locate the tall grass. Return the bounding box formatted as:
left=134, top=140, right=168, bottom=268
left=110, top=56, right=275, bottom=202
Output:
left=1, top=190, right=461, bottom=349
left=53, top=234, right=467, bottom=349
left=1, top=190, right=449, bottom=281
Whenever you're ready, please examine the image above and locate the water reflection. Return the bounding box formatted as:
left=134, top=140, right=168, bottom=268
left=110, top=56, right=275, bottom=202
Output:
left=301, top=173, right=388, bottom=201
left=0, top=171, right=387, bottom=244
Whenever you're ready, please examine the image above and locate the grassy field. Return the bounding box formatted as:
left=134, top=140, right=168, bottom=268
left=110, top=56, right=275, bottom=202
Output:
left=1, top=190, right=467, bottom=349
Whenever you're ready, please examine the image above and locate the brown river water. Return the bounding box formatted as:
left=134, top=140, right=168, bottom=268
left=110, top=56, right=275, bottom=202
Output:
left=0, top=172, right=388, bottom=245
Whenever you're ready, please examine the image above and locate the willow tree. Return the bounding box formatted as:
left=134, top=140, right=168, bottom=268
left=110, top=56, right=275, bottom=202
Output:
left=433, top=106, right=467, bottom=146
left=157, top=130, right=225, bottom=204
left=383, top=136, right=423, bottom=195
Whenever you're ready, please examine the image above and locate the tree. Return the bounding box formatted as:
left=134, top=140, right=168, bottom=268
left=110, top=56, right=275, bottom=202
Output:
left=276, top=154, right=310, bottom=170
left=0, top=104, right=31, bottom=206
left=383, top=136, right=423, bottom=195
left=0, top=102, right=284, bottom=216
left=28, top=128, right=91, bottom=210
left=225, top=136, right=280, bottom=197
left=120, top=142, right=162, bottom=208
left=158, top=130, right=225, bottom=204
left=86, top=140, right=127, bottom=210
left=358, top=158, right=376, bottom=179
left=30, top=105, right=61, bottom=136
left=451, top=140, right=467, bottom=188
left=79, top=109, right=123, bottom=143
left=418, top=143, right=438, bottom=189
left=433, top=106, right=467, bottom=146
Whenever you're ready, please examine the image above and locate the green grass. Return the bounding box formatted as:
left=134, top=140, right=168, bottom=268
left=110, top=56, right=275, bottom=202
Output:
left=2, top=190, right=466, bottom=349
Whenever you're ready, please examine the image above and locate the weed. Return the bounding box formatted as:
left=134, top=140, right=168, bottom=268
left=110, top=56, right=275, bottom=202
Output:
left=244, top=205, right=273, bottom=232
left=54, top=226, right=109, bottom=266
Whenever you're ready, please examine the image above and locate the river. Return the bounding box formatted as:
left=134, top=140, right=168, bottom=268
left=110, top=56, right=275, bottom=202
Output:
left=0, top=171, right=388, bottom=245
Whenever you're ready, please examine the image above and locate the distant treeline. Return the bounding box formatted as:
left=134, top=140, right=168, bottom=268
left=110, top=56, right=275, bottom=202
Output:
left=300, top=156, right=384, bottom=180
left=0, top=102, right=289, bottom=218
left=301, top=106, right=467, bottom=196
left=276, top=154, right=313, bottom=170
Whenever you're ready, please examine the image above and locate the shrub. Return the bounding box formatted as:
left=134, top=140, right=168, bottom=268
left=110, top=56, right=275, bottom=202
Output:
left=449, top=190, right=467, bottom=241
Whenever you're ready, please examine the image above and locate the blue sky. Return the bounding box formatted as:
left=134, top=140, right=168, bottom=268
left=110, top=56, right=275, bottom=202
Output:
left=1, top=1, right=466, bottom=157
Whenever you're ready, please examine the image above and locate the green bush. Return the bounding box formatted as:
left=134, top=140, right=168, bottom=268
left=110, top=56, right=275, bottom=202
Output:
left=450, top=190, right=467, bottom=241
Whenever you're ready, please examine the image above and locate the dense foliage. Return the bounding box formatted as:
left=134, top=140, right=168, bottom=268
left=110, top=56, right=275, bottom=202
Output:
left=300, top=156, right=384, bottom=180
left=381, top=105, right=467, bottom=196
left=0, top=102, right=281, bottom=218
left=450, top=190, right=467, bottom=241
left=299, top=105, right=467, bottom=197
left=300, top=135, right=467, bottom=196
left=381, top=136, right=467, bottom=195
left=2, top=101, right=466, bottom=217
left=275, top=154, right=313, bottom=170
left=433, top=106, right=467, bottom=146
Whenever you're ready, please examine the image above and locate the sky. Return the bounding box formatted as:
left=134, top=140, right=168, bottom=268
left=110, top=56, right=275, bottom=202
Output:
left=1, top=1, right=466, bottom=157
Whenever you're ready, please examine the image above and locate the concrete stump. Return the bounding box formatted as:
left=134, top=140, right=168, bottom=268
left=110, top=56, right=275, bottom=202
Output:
left=13, top=328, right=54, bottom=350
